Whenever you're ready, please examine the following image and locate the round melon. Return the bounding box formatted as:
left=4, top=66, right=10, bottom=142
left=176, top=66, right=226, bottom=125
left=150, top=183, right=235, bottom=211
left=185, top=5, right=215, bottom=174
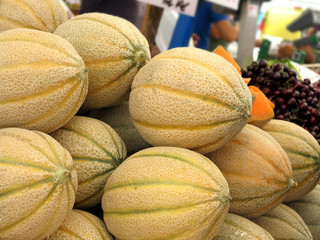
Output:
left=261, top=119, right=320, bottom=202
left=102, top=146, right=230, bottom=240
left=129, top=47, right=252, bottom=154
left=89, top=101, right=151, bottom=154
left=206, top=124, right=295, bottom=218
left=0, top=128, right=77, bottom=240
left=0, top=0, right=67, bottom=33
left=48, top=209, right=113, bottom=240
left=50, top=116, right=127, bottom=209
left=0, top=28, right=88, bottom=133
left=286, top=185, right=320, bottom=239
left=54, top=12, right=151, bottom=110
left=213, top=213, right=274, bottom=240
left=252, top=203, right=312, bottom=240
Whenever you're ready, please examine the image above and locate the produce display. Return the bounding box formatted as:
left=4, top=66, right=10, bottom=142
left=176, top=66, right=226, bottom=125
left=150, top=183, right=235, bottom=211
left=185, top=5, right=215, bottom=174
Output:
left=0, top=4, right=319, bottom=240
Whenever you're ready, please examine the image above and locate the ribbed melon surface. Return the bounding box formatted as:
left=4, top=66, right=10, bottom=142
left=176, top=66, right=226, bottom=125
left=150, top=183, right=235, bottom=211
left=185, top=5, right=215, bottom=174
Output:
left=102, top=146, right=230, bottom=240
left=0, top=0, right=67, bottom=33
left=0, top=128, right=77, bottom=240
left=89, top=101, right=151, bottom=154
left=51, top=116, right=126, bottom=209
left=48, top=209, right=113, bottom=240
left=287, top=185, right=320, bottom=239
left=0, top=28, right=88, bottom=133
left=207, top=124, right=295, bottom=218
left=252, top=204, right=312, bottom=240
left=213, top=213, right=274, bottom=240
left=54, top=12, right=151, bottom=109
left=261, top=119, right=320, bottom=202
left=129, top=47, right=252, bottom=154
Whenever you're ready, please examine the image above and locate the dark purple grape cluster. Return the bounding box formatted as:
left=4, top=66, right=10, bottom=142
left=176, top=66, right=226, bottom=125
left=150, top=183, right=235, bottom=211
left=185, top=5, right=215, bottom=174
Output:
left=241, top=59, right=320, bottom=144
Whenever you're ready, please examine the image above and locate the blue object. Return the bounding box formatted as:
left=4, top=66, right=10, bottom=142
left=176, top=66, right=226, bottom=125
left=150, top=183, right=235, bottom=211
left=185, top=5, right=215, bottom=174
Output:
left=169, top=1, right=229, bottom=50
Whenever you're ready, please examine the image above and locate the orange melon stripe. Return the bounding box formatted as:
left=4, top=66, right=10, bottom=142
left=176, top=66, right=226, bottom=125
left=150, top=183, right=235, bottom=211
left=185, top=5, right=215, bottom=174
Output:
left=0, top=14, right=38, bottom=29
left=76, top=210, right=106, bottom=239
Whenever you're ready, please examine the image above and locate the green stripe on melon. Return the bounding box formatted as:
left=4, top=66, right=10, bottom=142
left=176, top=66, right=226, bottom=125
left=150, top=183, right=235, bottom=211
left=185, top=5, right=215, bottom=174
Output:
left=54, top=12, right=151, bottom=110
left=102, top=146, right=230, bottom=240
left=261, top=119, right=320, bottom=202
left=0, top=128, right=77, bottom=240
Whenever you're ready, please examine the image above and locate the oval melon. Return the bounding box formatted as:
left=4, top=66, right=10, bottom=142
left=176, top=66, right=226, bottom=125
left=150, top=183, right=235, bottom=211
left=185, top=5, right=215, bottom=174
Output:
left=206, top=124, right=295, bottom=218
left=286, top=185, right=320, bottom=239
left=54, top=12, right=151, bottom=110
left=252, top=203, right=312, bottom=240
left=213, top=213, right=274, bottom=240
left=0, top=28, right=88, bottom=133
left=102, top=146, right=230, bottom=240
left=129, top=47, right=252, bottom=154
left=0, top=128, right=77, bottom=240
left=89, top=101, right=151, bottom=154
left=50, top=116, right=127, bottom=209
left=261, top=119, right=320, bottom=202
left=48, top=209, right=113, bottom=240
left=0, top=0, right=67, bottom=33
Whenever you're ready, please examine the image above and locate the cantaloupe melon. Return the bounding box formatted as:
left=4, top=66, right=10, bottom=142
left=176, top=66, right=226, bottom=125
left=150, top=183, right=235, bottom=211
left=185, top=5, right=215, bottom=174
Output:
left=102, top=146, right=230, bottom=240
left=286, top=185, right=320, bottom=239
left=0, top=128, right=77, bottom=240
left=252, top=203, right=312, bottom=240
left=54, top=12, right=151, bottom=110
left=261, top=119, right=320, bottom=202
left=48, top=209, right=113, bottom=240
left=129, top=47, right=252, bottom=154
left=0, top=28, right=88, bottom=133
left=50, top=116, right=127, bottom=209
left=0, top=0, right=67, bottom=33
left=206, top=124, right=295, bottom=218
left=89, top=101, right=151, bottom=154
left=213, top=213, right=274, bottom=240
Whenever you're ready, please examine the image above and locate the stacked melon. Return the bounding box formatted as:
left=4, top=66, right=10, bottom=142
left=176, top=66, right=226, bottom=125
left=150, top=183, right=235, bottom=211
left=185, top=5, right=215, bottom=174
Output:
left=1, top=2, right=320, bottom=239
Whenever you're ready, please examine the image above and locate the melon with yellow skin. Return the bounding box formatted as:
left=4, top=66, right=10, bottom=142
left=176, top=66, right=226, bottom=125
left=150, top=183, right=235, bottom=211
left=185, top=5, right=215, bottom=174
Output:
left=0, top=28, right=88, bottom=133
left=129, top=47, right=252, bottom=154
left=54, top=12, right=151, bottom=109
left=51, top=116, right=127, bottom=209
left=206, top=124, right=295, bottom=218
left=0, top=128, right=77, bottom=240
left=102, top=146, right=230, bottom=240
left=0, top=0, right=67, bottom=33
left=48, top=209, right=113, bottom=240
left=261, top=119, right=320, bottom=202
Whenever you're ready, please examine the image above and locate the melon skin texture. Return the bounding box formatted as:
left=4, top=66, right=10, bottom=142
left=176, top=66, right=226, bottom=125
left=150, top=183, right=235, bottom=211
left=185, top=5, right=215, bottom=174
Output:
left=252, top=203, right=312, bottom=240
left=0, top=28, right=88, bottom=133
left=213, top=213, right=274, bottom=240
left=89, top=101, right=151, bottom=154
left=206, top=124, right=295, bottom=218
left=261, top=119, right=320, bottom=202
left=54, top=12, right=151, bottom=110
left=286, top=185, right=320, bottom=239
left=0, top=128, right=77, bottom=240
left=50, top=116, right=127, bottom=209
left=102, top=146, right=230, bottom=240
left=129, top=47, right=252, bottom=154
left=48, top=209, right=113, bottom=240
left=0, top=0, right=67, bottom=33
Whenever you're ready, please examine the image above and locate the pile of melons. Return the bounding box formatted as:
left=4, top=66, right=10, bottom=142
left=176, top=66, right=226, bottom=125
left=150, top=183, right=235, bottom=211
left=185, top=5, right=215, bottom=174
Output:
left=0, top=1, right=319, bottom=240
